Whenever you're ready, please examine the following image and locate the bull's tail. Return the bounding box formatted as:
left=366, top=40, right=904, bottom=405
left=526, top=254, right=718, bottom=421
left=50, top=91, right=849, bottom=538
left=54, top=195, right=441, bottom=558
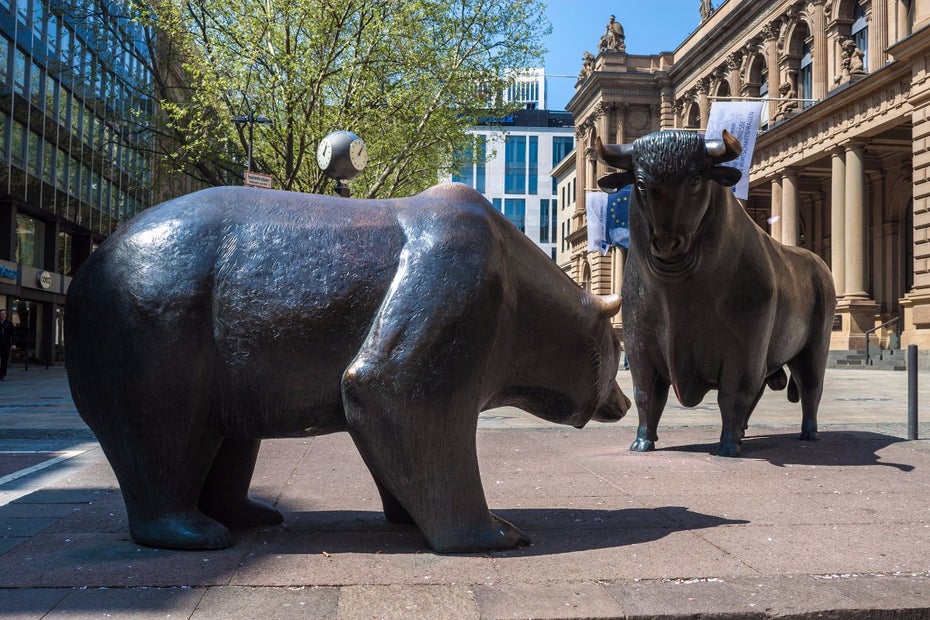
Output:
left=787, top=375, right=800, bottom=403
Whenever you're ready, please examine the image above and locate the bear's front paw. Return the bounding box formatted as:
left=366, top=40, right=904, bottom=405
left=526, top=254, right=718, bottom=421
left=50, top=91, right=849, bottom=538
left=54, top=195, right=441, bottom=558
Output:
left=427, top=513, right=530, bottom=554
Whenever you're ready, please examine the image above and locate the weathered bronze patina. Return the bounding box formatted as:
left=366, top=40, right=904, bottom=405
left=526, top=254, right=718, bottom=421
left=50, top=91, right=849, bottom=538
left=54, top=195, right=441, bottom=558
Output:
left=65, top=183, right=629, bottom=552
left=597, top=130, right=836, bottom=457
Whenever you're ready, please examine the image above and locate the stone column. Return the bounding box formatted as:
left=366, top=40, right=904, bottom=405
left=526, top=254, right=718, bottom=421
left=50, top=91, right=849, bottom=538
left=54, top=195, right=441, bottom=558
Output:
left=770, top=176, right=783, bottom=242
left=574, top=125, right=588, bottom=215
left=697, top=80, right=710, bottom=129
left=868, top=0, right=888, bottom=74
left=830, top=148, right=846, bottom=296
left=727, top=52, right=742, bottom=95
left=844, top=143, right=868, bottom=298
left=811, top=0, right=828, bottom=99
left=610, top=248, right=625, bottom=332
left=832, top=141, right=879, bottom=351
left=764, top=24, right=780, bottom=123
left=616, top=103, right=628, bottom=145
left=781, top=169, right=799, bottom=246
left=659, top=78, right=675, bottom=129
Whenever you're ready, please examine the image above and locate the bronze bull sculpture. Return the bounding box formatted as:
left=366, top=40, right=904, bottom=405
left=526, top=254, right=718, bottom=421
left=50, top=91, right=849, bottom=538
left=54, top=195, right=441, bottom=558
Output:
left=65, top=183, right=630, bottom=552
left=597, top=130, right=836, bottom=457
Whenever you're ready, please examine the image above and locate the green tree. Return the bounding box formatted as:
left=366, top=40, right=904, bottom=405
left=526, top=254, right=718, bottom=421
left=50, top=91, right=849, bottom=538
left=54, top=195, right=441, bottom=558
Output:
left=59, top=0, right=550, bottom=199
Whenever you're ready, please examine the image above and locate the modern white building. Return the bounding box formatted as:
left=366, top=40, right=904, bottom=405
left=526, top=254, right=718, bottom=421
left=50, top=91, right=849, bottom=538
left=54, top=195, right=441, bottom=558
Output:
left=451, top=70, right=575, bottom=260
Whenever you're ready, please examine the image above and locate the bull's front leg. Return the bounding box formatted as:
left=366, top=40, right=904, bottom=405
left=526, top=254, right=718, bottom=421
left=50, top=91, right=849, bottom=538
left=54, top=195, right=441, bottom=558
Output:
left=716, top=384, right=765, bottom=457
left=630, top=365, right=670, bottom=452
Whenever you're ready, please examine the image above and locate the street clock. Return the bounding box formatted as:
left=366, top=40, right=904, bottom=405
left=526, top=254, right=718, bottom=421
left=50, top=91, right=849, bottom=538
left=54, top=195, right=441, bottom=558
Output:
left=317, top=131, right=367, bottom=181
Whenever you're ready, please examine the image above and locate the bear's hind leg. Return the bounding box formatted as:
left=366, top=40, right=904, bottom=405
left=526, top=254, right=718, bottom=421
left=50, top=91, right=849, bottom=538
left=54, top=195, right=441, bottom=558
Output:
left=199, top=438, right=284, bottom=528
left=114, top=427, right=232, bottom=551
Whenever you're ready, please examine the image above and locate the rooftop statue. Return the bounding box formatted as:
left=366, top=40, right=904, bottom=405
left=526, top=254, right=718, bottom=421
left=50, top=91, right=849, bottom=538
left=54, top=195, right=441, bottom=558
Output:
left=598, top=15, right=625, bottom=54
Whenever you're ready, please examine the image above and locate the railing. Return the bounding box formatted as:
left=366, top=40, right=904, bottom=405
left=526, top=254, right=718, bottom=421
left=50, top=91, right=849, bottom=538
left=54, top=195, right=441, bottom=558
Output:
left=865, top=316, right=902, bottom=366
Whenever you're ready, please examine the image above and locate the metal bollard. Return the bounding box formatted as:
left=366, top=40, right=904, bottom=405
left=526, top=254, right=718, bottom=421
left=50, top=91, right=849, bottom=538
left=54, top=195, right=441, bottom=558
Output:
left=908, top=344, right=918, bottom=440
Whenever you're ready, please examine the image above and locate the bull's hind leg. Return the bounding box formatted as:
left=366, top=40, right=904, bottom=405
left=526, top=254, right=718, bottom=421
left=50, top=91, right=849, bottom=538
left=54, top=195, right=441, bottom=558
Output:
left=199, top=438, right=284, bottom=528
left=788, top=350, right=826, bottom=441
left=629, top=364, right=669, bottom=452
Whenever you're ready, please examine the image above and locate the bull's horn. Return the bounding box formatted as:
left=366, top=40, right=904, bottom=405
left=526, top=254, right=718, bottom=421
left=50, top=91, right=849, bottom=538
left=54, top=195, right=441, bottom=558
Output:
left=596, top=137, right=634, bottom=169
left=594, top=293, right=622, bottom=318
left=705, top=129, right=742, bottom=164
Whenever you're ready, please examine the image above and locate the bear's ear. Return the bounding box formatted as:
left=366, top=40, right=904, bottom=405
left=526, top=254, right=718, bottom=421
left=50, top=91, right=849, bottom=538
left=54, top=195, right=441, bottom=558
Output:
left=709, top=165, right=741, bottom=187
left=598, top=172, right=634, bottom=194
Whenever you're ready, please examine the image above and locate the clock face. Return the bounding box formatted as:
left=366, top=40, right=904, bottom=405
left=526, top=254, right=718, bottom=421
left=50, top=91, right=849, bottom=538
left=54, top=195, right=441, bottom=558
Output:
left=349, top=139, right=368, bottom=171
left=317, top=139, right=332, bottom=170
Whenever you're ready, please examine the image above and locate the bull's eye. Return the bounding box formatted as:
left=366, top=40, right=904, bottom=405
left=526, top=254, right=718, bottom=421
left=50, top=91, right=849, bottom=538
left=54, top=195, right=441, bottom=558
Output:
left=635, top=179, right=647, bottom=193
left=689, top=175, right=701, bottom=192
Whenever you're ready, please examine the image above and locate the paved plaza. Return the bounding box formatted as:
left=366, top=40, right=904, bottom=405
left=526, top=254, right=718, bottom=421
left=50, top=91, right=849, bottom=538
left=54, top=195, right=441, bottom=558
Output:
left=0, top=363, right=928, bottom=619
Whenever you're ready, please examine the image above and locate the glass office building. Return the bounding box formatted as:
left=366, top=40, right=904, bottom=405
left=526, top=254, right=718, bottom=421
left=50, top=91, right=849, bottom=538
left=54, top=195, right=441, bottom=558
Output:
left=0, top=0, right=153, bottom=365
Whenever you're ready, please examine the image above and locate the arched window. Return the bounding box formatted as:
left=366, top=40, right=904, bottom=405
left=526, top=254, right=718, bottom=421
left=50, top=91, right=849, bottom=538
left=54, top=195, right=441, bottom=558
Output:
left=852, top=2, right=868, bottom=71
left=686, top=102, right=701, bottom=128
left=800, top=40, right=813, bottom=108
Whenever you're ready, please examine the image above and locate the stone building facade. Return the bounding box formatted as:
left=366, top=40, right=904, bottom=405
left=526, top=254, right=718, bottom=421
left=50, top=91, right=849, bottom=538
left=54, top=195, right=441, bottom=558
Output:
left=564, top=0, right=930, bottom=362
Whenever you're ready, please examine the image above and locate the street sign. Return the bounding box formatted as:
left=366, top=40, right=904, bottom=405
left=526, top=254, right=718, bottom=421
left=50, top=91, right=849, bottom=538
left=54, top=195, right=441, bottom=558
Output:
left=244, top=171, right=273, bottom=189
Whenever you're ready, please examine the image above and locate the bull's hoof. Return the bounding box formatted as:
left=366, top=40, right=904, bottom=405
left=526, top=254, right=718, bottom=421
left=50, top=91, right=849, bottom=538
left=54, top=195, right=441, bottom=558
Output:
left=799, top=420, right=818, bottom=441
left=630, top=438, right=655, bottom=452
left=130, top=511, right=232, bottom=550
left=715, top=442, right=741, bottom=457
left=202, top=497, right=284, bottom=528
left=428, top=514, right=530, bottom=554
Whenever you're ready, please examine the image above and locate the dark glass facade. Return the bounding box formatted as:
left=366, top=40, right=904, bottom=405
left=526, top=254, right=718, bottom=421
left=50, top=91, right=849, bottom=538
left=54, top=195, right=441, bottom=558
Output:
left=0, top=0, right=153, bottom=365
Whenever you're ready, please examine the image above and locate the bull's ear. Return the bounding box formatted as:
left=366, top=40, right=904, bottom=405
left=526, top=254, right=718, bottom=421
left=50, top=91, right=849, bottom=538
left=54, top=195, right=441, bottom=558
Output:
left=594, top=293, right=622, bottom=318
left=709, top=165, right=741, bottom=187
left=598, top=172, right=633, bottom=194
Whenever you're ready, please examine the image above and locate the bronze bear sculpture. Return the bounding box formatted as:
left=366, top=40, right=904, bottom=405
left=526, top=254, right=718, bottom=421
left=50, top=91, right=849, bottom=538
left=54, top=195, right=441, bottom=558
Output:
left=65, top=183, right=630, bottom=552
left=597, top=130, right=836, bottom=457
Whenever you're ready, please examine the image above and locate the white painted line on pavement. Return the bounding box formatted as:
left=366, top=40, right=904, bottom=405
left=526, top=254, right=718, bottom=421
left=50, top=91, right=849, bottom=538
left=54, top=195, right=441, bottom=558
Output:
left=0, top=451, right=86, bottom=486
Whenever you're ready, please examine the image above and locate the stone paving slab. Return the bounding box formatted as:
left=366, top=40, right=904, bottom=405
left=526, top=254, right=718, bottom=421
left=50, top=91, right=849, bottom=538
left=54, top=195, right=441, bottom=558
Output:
left=1, top=366, right=930, bottom=618
left=0, top=426, right=928, bottom=618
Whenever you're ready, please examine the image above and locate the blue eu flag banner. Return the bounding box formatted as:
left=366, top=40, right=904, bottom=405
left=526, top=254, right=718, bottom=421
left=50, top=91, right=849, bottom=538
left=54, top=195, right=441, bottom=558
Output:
left=606, top=186, right=631, bottom=249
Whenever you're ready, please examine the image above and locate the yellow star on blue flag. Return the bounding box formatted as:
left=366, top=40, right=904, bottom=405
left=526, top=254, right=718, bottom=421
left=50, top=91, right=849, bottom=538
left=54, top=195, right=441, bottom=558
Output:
left=606, top=186, right=631, bottom=249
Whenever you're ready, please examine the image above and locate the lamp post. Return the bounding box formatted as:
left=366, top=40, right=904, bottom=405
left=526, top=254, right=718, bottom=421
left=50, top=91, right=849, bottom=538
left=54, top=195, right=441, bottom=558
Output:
left=233, top=111, right=273, bottom=172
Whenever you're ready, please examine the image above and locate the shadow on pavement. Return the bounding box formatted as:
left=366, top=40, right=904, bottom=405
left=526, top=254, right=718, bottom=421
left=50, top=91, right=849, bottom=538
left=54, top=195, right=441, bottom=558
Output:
left=663, top=430, right=916, bottom=471
left=271, top=506, right=748, bottom=556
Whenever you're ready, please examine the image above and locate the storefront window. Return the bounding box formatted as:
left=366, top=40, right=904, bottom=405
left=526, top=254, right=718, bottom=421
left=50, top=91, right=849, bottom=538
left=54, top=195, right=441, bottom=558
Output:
left=58, top=231, right=72, bottom=275
left=15, top=214, right=43, bottom=268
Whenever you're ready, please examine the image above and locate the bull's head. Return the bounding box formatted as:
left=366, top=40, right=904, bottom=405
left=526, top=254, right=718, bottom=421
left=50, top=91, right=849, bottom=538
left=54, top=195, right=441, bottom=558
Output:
left=595, top=130, right=742, bottom=275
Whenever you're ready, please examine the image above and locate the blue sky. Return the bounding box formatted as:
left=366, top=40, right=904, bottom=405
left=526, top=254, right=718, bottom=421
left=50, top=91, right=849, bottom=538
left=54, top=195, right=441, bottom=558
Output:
left=544, top=1, right=706, bottom=110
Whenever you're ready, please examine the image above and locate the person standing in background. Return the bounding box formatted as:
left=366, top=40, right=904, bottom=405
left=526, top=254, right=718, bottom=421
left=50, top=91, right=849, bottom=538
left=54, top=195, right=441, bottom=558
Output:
left=0, top=309, right=14, bottom=380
